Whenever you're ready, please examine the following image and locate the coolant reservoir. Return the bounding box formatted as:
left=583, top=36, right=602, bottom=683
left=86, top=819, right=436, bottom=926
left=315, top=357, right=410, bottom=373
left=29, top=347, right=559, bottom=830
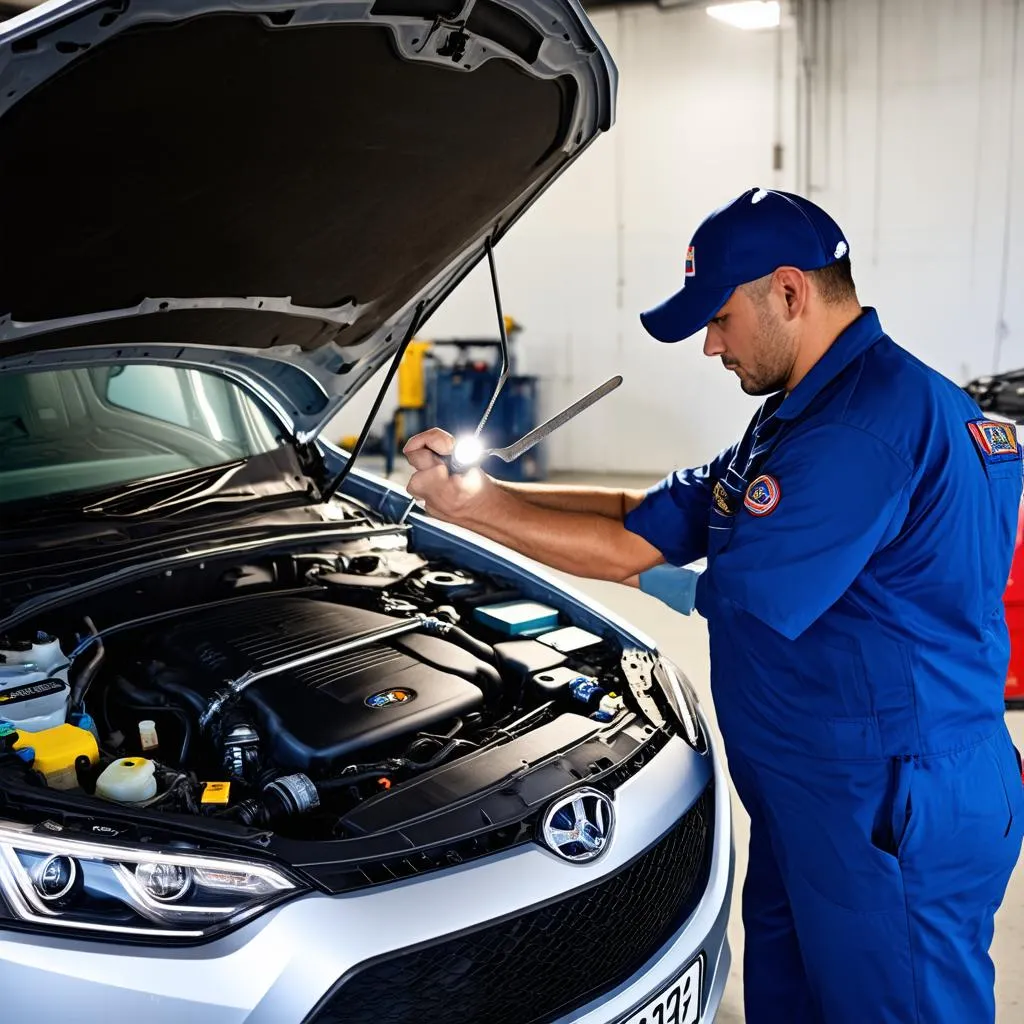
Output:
left=95, top=758, right=158, bottom=803
left=0, top=633, right=70, bottom=732
left=12, top=723, right=99, bottom=790
left=0, top=633, right=66, bottom=673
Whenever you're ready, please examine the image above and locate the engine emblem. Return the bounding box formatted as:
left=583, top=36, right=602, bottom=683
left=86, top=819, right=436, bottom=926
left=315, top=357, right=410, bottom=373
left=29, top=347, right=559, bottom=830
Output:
left=541, top=788, right=614, bottom=863
left=364, top=688, right=415, bottom=709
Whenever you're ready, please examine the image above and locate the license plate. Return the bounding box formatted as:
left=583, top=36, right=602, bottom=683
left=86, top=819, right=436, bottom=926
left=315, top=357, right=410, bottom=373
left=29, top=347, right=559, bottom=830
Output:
left=622, top=954, right=703, bottom=1024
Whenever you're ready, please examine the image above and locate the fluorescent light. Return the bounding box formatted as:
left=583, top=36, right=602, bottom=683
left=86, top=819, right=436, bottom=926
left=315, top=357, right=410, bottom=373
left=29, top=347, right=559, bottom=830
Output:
left=706, top=1, right=781, bottom=30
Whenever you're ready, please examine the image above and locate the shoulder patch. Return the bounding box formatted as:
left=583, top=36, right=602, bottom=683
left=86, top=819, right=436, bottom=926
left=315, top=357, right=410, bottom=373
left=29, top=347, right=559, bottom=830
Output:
left=968, top=419, right=1020, bottom=463
left=744, top=474, right=781, bottom=517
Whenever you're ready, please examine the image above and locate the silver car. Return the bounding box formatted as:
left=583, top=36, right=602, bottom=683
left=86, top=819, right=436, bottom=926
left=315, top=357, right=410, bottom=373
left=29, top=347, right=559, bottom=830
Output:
left=0, top=0, right=733, bottom=1020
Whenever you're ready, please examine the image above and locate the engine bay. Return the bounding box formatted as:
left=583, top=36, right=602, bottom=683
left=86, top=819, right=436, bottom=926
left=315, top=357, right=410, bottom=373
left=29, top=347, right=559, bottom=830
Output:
left=0, top=518, right=674, bottom=844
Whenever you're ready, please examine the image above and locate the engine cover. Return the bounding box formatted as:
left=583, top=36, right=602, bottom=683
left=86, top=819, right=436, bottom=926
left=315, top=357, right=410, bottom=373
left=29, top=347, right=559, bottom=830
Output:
left=152, top=596, right=487, bottom=773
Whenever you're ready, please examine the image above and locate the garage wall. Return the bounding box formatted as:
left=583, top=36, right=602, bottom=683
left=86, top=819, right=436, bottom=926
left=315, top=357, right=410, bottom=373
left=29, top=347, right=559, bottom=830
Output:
left=803, top=0, right=1024, bottom=393
left=333, top=0, right=1024, bottom=477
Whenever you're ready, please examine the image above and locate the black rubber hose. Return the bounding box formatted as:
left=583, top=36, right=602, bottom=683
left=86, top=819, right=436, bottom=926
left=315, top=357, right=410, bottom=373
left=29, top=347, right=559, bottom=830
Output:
left=146, top=673, right=209, bottom=717
left=409, top=738, right=476, bottom=770
left=444, top=626, right=496, bottom=666
left=415, top=621, right=502, bottom=702
left=112, top=675, right=168, bottom=706
left=70, top=617, right=104, bottom=711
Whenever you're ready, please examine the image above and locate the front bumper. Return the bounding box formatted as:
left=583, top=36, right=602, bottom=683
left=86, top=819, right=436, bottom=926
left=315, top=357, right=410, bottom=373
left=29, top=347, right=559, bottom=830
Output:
left=0, top=719, right=733, bottom=1024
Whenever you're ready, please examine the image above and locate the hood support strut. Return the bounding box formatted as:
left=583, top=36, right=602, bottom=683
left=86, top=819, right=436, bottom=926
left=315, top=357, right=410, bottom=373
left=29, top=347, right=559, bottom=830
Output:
left=320, top=301, right=427, bottom=504
left=473, top=241, right=512, bottom=438
left=326, top=235, right=514, bottom=511
left=396, top=237, right=513, bottom=523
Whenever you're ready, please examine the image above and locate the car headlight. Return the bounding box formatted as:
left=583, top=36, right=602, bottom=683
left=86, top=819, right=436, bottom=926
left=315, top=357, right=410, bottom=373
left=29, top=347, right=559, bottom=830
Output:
left=0, top=820, right=304, bottom=942
left=654, top=657, right=707, bottom=754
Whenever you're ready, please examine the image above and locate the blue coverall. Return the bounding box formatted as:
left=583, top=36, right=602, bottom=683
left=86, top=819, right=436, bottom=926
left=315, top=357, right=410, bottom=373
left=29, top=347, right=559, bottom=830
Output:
left=626, top=308, right=1024, bottom=1023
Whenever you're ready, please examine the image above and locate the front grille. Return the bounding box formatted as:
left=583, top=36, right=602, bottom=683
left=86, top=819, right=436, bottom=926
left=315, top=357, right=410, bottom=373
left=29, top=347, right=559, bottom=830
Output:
left=306, top=783, right=714, bottom=1024
left=316, top=729, right=674, bottom=894
left=319, top=817, right=541, bottom=893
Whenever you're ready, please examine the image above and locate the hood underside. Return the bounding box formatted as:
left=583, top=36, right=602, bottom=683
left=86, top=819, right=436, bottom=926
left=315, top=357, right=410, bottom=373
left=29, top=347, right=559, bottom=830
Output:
left=0, top=0, right=614, bottom=435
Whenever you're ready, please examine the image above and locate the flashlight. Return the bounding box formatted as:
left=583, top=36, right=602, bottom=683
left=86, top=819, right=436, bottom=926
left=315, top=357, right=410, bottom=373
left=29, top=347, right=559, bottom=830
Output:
left=434, top=375, right=623, bottom=476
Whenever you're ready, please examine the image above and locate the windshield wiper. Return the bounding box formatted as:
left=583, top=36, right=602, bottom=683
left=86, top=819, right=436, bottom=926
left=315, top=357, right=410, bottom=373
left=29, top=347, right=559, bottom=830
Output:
left=80, top=461, right=247, bottom=516
left=81, top=459, right=315, bottom=521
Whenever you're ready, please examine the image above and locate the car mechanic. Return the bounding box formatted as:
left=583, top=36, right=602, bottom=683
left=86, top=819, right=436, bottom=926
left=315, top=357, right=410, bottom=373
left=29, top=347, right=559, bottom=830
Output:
left=402, top=187, right=1024, bottom=1024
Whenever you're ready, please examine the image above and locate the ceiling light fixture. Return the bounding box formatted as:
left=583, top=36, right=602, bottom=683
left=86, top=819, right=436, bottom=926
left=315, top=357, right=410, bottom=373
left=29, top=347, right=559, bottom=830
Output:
left=706, top=1, right=781, bottom=30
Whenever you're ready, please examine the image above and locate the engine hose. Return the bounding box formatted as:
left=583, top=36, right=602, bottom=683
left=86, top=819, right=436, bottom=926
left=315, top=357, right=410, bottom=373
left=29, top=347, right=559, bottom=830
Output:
left=147, top=674, right=209, bottom=717
left=409, top=738, right=476, bottom=771
left=414, top=621, right=502, bottom=702
left=112, top=675, right=168, bottom=706
left=438, top=625, right=496, bottom=666
left=70, top=617, right=104, bottom=711
left=406, top=717, right=470, bottom=755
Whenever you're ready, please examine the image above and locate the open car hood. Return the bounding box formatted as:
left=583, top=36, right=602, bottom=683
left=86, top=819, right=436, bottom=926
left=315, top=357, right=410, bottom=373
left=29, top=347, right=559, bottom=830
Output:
left=0, top=0, right=615, bottom=440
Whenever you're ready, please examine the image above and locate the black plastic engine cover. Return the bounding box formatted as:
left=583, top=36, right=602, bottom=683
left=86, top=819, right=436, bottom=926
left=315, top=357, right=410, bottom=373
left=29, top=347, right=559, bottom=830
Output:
left=153, top=596, right=486, bottom=773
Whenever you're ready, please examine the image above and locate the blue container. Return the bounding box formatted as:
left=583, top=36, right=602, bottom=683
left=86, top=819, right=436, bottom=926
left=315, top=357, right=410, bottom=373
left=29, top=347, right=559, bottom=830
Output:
left=473, top=600, right=560, bottom=636
left=568, top=677, right=606, bottom=709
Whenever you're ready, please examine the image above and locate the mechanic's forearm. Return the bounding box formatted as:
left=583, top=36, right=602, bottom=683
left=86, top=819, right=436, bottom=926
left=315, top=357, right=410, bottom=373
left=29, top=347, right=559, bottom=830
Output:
left=492, top=480, right=647, bottom=520
left=457, top=487, right=661, bottom=581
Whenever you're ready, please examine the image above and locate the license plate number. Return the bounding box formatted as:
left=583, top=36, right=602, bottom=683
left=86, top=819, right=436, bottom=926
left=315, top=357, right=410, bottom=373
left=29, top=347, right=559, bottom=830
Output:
left=623, top=955, right=702, bottom=1024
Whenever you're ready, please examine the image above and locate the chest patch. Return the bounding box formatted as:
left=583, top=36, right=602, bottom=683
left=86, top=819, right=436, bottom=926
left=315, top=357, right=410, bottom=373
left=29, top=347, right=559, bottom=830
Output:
left=744, top=474, right=781, bottom=517
left=968, top=419, right=1019, bottom=462
left=712, top=479, right=734, bottom=516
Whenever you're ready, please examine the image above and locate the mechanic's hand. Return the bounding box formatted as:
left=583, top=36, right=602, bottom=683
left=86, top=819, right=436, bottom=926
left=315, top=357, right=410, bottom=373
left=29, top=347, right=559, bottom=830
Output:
left=403, top=428, right=492, bottom=522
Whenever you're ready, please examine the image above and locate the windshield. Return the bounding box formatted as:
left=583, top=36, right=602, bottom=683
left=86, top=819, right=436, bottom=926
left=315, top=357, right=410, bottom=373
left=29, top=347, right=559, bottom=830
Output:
left=0, top=364, right=284, bottom=506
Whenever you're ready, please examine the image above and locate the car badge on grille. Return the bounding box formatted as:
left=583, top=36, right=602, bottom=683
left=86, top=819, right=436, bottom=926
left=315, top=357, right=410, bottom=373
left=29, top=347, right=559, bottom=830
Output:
left=541, top=788, right=614, bottom=863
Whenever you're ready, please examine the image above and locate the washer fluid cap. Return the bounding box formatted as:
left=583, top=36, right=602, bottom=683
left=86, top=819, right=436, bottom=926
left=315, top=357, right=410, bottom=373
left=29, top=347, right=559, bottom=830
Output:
left=96, top=758, right=158, bottom=803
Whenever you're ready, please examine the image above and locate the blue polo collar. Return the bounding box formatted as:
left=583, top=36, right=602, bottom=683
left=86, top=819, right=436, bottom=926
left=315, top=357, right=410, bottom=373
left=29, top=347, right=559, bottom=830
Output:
left=775, top=307, right=886, bottom=421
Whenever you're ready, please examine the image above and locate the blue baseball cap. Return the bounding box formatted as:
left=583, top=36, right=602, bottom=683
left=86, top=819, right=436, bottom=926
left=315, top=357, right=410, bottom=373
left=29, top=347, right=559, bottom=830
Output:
left=640, top=187, right=850, bottom=343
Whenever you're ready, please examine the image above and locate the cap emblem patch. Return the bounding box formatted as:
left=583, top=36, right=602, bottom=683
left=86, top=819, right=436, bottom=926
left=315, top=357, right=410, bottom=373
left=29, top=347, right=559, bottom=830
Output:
left=834, top=240, right=848, bottom=259
left=685, top=246, right=695, bottom=278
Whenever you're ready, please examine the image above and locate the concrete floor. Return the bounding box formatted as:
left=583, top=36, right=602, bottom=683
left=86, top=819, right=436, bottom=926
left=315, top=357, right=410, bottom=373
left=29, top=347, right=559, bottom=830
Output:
left=365, top=459, right=1024, bottom=1021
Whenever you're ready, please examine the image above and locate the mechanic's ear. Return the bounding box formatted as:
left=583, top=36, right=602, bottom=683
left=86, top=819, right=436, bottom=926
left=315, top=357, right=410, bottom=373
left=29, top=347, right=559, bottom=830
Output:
left=777, top=267, right=809, bottom=321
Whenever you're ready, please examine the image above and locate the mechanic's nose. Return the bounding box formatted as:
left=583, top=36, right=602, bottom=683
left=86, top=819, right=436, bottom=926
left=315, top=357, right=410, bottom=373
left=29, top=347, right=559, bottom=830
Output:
left=703, top=331, right=725, bottom=358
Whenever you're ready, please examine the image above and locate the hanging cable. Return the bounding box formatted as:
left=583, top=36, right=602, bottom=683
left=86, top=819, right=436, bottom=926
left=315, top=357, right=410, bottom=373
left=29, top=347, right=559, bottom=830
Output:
left=321, top=303, right=426, bottom=504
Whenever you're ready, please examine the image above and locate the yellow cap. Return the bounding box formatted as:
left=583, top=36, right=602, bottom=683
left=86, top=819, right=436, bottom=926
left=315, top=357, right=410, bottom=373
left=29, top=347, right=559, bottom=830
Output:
left=201, top=781, right=232, bottom=805
left=13, top=724, right=99, bottom=791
